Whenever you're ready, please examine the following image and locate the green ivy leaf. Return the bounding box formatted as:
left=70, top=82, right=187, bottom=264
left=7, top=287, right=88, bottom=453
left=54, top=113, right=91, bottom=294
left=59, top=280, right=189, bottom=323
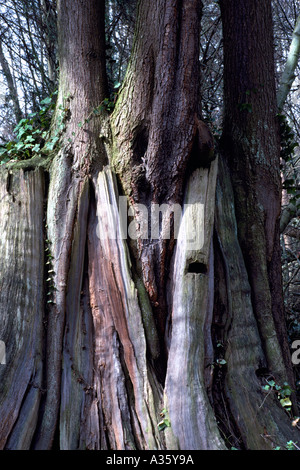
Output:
left=216, top=358, right=227, bottom=365
left=15, top=142, right=25, bottom=150
left=25, top=135, right=35, bottom=143
left=280, top=397, right=292, bottom=408
left=40, top=96, right=52, bottom=105
left=32, top=144, right=41, bottom=153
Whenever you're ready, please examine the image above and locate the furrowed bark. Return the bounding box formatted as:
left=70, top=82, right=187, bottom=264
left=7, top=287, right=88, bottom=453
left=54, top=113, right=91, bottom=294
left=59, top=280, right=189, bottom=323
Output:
left=220, top=0, right=293, bottom=385
left=215, top=0, right=300, bottom=448
left=213, top=157, right=300, bottom=449
left=111, top=0, right=213, bottom=351
left=33, top=0, right=164, bottom=450
left=1, top=0, right=300, bottom=451
left=111, top=0, right=226, bottom=449
left=33, top=0, right=109, bottom=449
left=58, top=178, right=91, bottom=450
left=0, top=168, right=44, bottom=449
left=33, top=153, right=86, bottom=449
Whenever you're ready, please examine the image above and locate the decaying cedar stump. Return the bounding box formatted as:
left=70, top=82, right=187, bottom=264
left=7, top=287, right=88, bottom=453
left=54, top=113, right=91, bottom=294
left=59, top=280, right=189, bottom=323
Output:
left=0, top=0, right=300, bottom=451
left=0, top=168, right=44, bottom=449
left=110, top=0, right=215, bottom=359
left=164, top=159, right=225, bottom=450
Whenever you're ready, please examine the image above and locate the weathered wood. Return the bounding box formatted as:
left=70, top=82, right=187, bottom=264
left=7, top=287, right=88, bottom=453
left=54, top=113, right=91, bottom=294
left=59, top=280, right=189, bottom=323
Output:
left=87, top=167, right=164, bottom=450
left=59, top=178, right=93, bottom=450
left=0, top=168, right=44, bottom=449
left=214, top=157, right=300, bottom=449
left=0, top=0, right=299, bottom=451
left=33, top=151, right=84, bottom=449
left=164, top=159, right=225, bottom=450
left=33, top=0, right=109, bottom=448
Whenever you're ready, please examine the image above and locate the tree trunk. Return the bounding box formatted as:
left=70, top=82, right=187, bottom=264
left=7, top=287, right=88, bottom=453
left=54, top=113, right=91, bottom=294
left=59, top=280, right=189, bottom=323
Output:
left=41, top=0, right=58, bottom=88
left=0, top=0, right=299, bottom=451
left=277, top=13, right=300, bottom=113
left=0, top=38, right=23, bottom=124
left=217, top=0, right=298, bottom=448
left=220, top=0, right=294, bottom=385
left=0, top=168, right=44, bottom=449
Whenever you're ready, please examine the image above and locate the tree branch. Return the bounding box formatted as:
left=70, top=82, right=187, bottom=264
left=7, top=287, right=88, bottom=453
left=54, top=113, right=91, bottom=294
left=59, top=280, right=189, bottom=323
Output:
left=280, top=198, right=300, bottom=233
left=0, top=37, right=23, bottom=124
left=283, top=225, right=300, bottom=240
left=277, top=14, right=300, bottom=112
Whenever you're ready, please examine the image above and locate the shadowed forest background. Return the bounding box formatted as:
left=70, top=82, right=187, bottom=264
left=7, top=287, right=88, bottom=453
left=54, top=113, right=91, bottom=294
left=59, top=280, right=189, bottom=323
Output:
left=0, top=0, right=299, bottom=450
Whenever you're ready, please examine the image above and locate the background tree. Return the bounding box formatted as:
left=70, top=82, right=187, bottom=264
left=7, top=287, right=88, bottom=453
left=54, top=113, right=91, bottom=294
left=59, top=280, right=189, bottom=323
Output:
left=106, top=0, right=137, bottom=91
left=272, top=0, right=300, bottom=377
left=0, top=0, right=58, bottom=141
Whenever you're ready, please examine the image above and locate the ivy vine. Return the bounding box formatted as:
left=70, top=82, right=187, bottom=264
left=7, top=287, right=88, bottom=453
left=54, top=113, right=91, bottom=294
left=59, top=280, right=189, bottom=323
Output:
left=0, top=91, right=58, bottom=163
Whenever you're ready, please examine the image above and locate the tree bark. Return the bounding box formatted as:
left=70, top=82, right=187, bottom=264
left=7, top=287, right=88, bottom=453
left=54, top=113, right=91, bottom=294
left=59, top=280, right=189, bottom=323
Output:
left=0, top=38, right=23, bottom=124
left=0, top=0, right=299, bottom=451
left=220, top=0, right=293, bottom=383
left=217, top=0, right=298, bottom=447
left=0, top=168, right=44, bottom=449
left=277, top=14, right=300, bottom=112
left=32, top=0, right=110, bottom=450
left=41, top=0, right=58, bottom=88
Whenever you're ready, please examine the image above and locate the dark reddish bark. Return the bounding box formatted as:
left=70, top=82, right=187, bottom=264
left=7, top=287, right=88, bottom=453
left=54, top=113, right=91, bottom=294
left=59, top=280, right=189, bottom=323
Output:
left=220, top=0, right=293, bottom=383
left=112, top=0, right=214, bottom=346
left=33, top=0, right=110, bottom=449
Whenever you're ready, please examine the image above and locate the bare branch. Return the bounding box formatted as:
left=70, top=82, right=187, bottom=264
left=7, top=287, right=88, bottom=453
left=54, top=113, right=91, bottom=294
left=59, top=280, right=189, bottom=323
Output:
left=277, top=14, right=300, bottom=111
